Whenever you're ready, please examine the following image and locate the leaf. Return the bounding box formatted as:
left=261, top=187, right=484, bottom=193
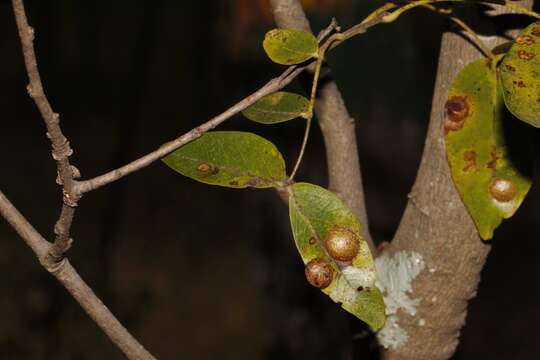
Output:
left=499, top=21, right=540, bottom=127
left=263, top=28, right=318, bottom=65
left=445, top=58, right=532, bottom=240
left=242, top=92, right=310, bottom=124
left=288, top=182, right=386, bottom=329
left=162, top=131, right=286, bottom=188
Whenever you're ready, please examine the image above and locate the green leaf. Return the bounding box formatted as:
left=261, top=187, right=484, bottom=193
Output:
left=445, top=58, right=532, bottom=240
left=263, top=29, right=318, bottom=65
left=499, top=21, right=540, bottom=127
left=242, top=92, right=310, bottom=124
left=162, top=131, right=286, bottom=188
left=288, top=182, right=386, bottom=329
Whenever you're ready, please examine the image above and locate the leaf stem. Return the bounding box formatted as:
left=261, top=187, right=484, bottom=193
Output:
left=288, top=34, right=344, bottom=181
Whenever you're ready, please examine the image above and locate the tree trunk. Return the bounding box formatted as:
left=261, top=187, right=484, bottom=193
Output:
left=382, top=2, right=532, bottom=359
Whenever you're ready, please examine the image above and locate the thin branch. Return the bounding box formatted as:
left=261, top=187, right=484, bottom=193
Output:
left=270, top=0, right=376, bottom=250
left=0, top=191, right=51, bottom=261
left=289, top=47, right=326, bottom=181
left=75, top=67, right=303, bottom=194
left=12, top=0, right=79, bottom=259
left=0, top=189, right=156, bottom=360
left=76, top=14, right=388, bottom=195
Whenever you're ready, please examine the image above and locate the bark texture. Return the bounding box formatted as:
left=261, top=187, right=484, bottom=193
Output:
left=383, top=2, right=532, bottom=359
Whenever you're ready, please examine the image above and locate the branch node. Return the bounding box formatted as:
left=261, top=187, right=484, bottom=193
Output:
left=70, top=165, right=81, bottom=179
left=26, top=25, right=34, bottom=40
left=62, top=190, right=79, bottom=207
left=51, top=139, right=73, bottom=160
left=26, top=83, right=36, bottom=97
left=43, top=255, right=67, bottom=273
left=51, top=112, right=60, bottom=124
left=56, top=166, right=81, bottom=185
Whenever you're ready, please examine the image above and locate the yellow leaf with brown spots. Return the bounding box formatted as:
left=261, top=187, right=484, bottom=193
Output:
left=445, top=58, right=532, bottom=240
left=499, top=21, right=540, bottom=127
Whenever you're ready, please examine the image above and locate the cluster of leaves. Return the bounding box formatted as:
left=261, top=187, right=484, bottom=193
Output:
left=159, top=0, right=540, bottom=330
left=445, top=21, right=540, bottom=240
left=162, top=28, right=385, bottom=329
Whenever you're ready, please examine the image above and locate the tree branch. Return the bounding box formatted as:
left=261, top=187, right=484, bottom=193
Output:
left=269, top=0, right=374, bottom=250
left=0, top=189, right=156, bottom=360
left=75, top=15, right=387, bottom=195
left=382, top=2, right=532, bottom=359
left=75, top=66, right=303, bottom=194
left=12, top=0, right=79, bottom=260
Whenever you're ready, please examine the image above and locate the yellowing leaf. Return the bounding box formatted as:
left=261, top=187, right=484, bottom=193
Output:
left=499, top=21, right=540, bottom=127
left=263, top=28, right=318, bottom=65
left=445, top=58, right=532, bottom=240
left=288, top=182, right=385, bottom=329
left=242, top=92, right=310, bottom=124
left=162, top=131, right=286, bottom=188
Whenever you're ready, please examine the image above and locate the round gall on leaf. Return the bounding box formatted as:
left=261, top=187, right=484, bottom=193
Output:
left=288, top=182, right=386, bottom=328
left=490, top=178, right=517, bottom=202
left=324, top=227, right=360, bottom=262
left=305, top=258, right=333, bottom=289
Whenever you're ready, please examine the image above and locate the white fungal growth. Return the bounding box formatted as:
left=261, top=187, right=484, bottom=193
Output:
left=376, top=315, right=409, bottom=349
left=376, top=251, right=425, bottom=316
left=342, top=266, right=376, bottom=289
left=329, top=275, right=357, bottom=306
left=375, top=251, right=425, bottom=350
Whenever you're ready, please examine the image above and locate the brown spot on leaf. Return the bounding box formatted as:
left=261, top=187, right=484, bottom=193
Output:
left=305, top=258, right=333, bottom=289
left=505, top=64, right=516, bottom=72
left=487, top=146, right=499, bottom=172
left=324, top=227, right=360, bottom=262
left=197, top=162, right=218, bottom=176
left=245, top=178, right=263, bottom=188
left=229, top=180, right=239, bottom=186
left=444, top=96, right=469, bottom=133
left=490, top=179, right=517, bottom=202
left=462, top=150, right=477, bottom=172
left=197, top=163, right=211, bottom=172
left=516, top=35, right=535, bottom=45
left=518, top=81, right=526, bottom=88
left=308, top=237, right=317, bottom=245
left=532, top=28, right=540, bottom=37
left=518, top=50, right=535, bottom=61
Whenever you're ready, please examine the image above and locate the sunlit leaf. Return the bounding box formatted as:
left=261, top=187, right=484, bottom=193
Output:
left=162, top=131, right=286, bottom=188
left=499, top=21, right=540, bottom=127
left=242, top=92, right=310, bottom=124
left=445, top=58, right=532, bottom=240
left=263, top=28, right=318, bottom=65
left=288, top=182, right=385, bottom=329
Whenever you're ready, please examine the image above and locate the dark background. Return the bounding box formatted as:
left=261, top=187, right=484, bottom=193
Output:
left=0, top=0, right=539, bottom=359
